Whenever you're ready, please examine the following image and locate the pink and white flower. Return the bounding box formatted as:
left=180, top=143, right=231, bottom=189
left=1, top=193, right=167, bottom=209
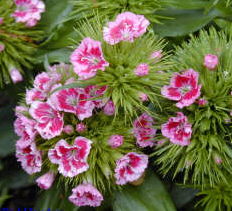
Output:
left=76, top=123, right=87, bottom=133
left=69, top=184, right=103, bottom=207
left=103, top=100, right=115, bottom=116
left=150, top=50, right=162, bottom=60
left=26, top=88, right=46, bottom=105
left=10, top=68, right=23, bottom=83
left=115, top=152, right=148, bottom=185
left=0, top=44, right=5, bottom=52
left=34, top=72, right=57, bottom=93
left=0, top=18, right=3, bottom=24
left=16, top=141, right=42, bottom=174
left=161, top=69, right=201, bottom=108
left=103, top=12, right=150, bottom=45
left=204, top=54, right=219, bottom=70
left=14, top=115, right=37, bottom=148
left=134, top=63, right=149, bottom=76
left=29, top=101, right=64, bottom=139
left=139, top=93, right=148, bottom=102
left=49, top=88, right=95, bottom=121
left=70, top=38, right=109, bottom=80
left=108, top=135, right=124, bottom=148
left=133, top=113, right=156, bottom=148
left=12, top=0, right=45, bottom=27
left=85, top=85, right=107, bottom=108
left=63, top=125, right=74, bottom=134
left=161, top=112, right=192, bottom=146
left=48, top=137, right=92, bottom=177
left=36, top=172, right=55, bottom=190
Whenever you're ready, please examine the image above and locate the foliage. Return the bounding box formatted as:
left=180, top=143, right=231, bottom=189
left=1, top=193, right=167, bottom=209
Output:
left=0, top=0, right=43, bottom=87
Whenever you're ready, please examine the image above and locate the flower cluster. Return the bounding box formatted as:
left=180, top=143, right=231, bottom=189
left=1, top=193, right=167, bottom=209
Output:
left=14, top=62, right=149, bottom=207
left=12, top=0, right=45, bottom=27
left=155, top=29, right=232, bottom=187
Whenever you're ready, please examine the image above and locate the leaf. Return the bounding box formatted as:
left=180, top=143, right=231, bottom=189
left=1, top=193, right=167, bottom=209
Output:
left=34, top=185, right=79, bottom=211
left=170, top=185, right=198, bottom=208
left=153, top=8, right=222, bottom=37
left=113, top=171, right=176, bottom=211
left=40, top=0, right=73, bottom=34
left=0, top=105, right=17, bottom=157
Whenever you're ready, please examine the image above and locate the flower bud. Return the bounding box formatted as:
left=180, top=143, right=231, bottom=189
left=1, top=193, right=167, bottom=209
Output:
left=36, top=172, right=55, bottom=190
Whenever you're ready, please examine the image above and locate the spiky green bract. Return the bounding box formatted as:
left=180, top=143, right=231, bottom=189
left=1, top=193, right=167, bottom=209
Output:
left=153, top=28, right=232, bottom=187
left=70, top=17, right=171, bottom=118
left=37, top=112, right=139, bottom=194
left=71, top=0, right=174, bottom=24
left=196, top=184, right=232, bottom=211
left=0, top=0, right=43, bottom=86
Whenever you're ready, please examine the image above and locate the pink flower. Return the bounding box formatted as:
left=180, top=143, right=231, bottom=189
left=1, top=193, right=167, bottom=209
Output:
left=85, top=85, right=107, bottom=108
left=0, top=17, right=3, bottom=24
left=139, top=93, right=148, bottom=102
left=36, top=172, right=55, bottom=190
left=103, top=100, right=115, bottom=116
left=10, top=68, right=23, bottom=83
left=70, top=38, right=109, bottom=80
left=214, top=155, right=222, bottom=165
left=133, top=113, right=156, bottom=148
left=69, top=184, right=103, bottom=207
left=15, top=106, right=28, bottom=117
left=49, top=88, right=95, bottom=121
left=12, top=0, right=45, bottom=27
left=0, top=44, right=5, bottom=52
left=103, top=12, right=150, bottom=45
left=108, top=135, right=124, bottom=148
left=161, top=112, right=192, bottom=146
left=14, top=115, right=37, bottom=148
left=16, top=142, right=42, bottom=174
left=34, top=72, right=56, bottom=93
left=161, top=69, right=201, bottom=108
left=150, top=50, right=162, bottom=60
left=48, top=137, right=92, bottom=177
left=115, top=152, right=148, bottom=185
left=76, top=123, right=87, bottom=133
left=134, top=63, right=149, bottom=76
left=26, top=88, right=46, bottom=105
left=29, top=101, right=64, bottom=139
left=63, top=125, right=74, bottom=134
left=204, top=54, right=219, bottom=70
left=197, top=98, right=208, bottom=106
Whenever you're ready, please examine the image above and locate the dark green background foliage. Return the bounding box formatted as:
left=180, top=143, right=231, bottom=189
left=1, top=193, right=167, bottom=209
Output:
left=1, top=0, right=232, bottom=210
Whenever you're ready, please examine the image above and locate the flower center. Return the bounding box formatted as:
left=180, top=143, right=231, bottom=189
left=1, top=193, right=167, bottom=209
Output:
left=180, top=85, right=191, bottom=95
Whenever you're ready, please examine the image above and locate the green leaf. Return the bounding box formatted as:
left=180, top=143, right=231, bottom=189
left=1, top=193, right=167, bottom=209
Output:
left=153, top=8, right=222, bottom=37
left=34, top=185, right=79, bottom=211
left=113, top=171, right=176, bottom=211
left=0, top=105, right=17, bottom=157
left=40, top=0, right=73, bottom=34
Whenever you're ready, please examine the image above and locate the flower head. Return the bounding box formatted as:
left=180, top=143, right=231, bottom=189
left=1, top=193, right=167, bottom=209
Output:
left=10, top=68, right=23, bottom=83
left=103, top=12, right=150, bottom=45
left=70, top=38, right=109, bottom=80
left=161, top=69, right=201, bottom=108
left=29, top=101, right=64, bottom=139
left=161, top=112, right=192, bottom=146
left=48, top=137, right=92, bottom=177
left=16, top=141, right=42, bottom=174
left=0, top=44, right=5, bottom=52
left=115, top=152, right=148, bottom=185
left=49, top=88, right=95, bottom=121
left=76, top=123, right=87, bottom=133
left=139, top=93, right=148, bottom=102
left=36, top=172, right=55, bottom=190
left=103, top=100, right=115, bottom=116
left=108, top=135, right=124, bottom=148
left=12, top=0, right=45, bottom=27
left=134, top=63, right=149, bottom=76
left=133, top=113, right=156, bottom=148
left=69, top=184, right=103, bottom=207
left=204, top=54, right=219, bottom=70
